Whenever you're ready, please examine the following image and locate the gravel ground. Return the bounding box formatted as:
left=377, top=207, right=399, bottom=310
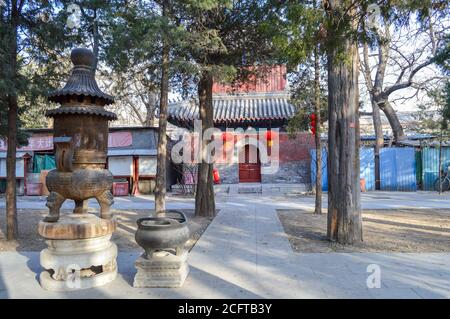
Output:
left=0, top=208, right=214, bottom=252
left=277, top=209, right=450, bottom=253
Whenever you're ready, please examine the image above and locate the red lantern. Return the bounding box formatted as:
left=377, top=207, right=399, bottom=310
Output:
left=222, top=132, right=234, bottom=151
left=265, top=130, right=278, bottom=141
left=265, top=130, right=278, bottom=147
left=309, top=113, right=317, bottom=135
left=222, top=132, right=233, bottom=142
left=213, top=168, right=220, bottom=184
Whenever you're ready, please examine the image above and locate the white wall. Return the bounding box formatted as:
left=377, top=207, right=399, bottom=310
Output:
left=138, top=156, right=157, bottom=176
left=0, top=158, right=24, bottom=178
left=108, top=156, right=133, bottom=176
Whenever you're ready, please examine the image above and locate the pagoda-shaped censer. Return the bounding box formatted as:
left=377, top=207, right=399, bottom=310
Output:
left=38, top=48, right=118, bottom=291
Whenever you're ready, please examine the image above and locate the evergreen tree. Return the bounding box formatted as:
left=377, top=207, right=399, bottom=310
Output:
left=172, top=0, right=279, bottom=217
left=268, top=0, right=448, bottom=244
left=273, top=0, right=328, bottom=215
left=0, top=0, right=67, bottom=240
left=103, top=0, right=181, bottom=215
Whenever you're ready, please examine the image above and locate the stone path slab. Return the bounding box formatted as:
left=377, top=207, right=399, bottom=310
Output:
left=1, top=192, right=450, bottom=298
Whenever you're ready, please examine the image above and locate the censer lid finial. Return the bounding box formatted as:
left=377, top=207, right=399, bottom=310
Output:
left=70, top=48, right=95, bottom=69
left=47, top=48, right=115, bottom=106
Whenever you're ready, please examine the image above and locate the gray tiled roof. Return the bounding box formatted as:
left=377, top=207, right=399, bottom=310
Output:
left=168, top=92, right=295, bottom=125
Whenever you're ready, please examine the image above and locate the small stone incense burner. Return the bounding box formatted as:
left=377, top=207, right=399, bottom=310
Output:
left=38, top=48, right=118, bottom=291
left=133, top=210, right=190, bottom=288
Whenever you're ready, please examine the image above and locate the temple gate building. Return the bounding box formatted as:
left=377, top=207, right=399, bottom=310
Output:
left=167, top=66, right=314, bottom=186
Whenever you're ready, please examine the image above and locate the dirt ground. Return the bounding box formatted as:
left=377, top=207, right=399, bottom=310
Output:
left=0, top=208, right=214, bottom=252
left=277, top=209, right=450, bottom=253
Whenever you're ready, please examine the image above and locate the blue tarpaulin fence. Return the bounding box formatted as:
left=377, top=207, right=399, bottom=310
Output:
left=310, top=147, right=375, bottom=191
left=310, top=148, right=328, bottom=191
left=311, top=147, right=416, bottom=191
left=379, top=147, right=417, bottom=191
left=360, top=148, right=376, bottom=191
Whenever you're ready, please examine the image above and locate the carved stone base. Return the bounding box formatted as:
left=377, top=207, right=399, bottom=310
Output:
left=39, top=234, right=117, bottom=291
left=38, top=213, right=117, bottom=240
left=133, top=251, right=189, bottom=288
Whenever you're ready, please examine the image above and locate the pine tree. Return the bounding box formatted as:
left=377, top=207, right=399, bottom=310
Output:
left=274, top=0, right=327, bottom=215
left=103, top=0, right=183, bottom=215
left=0, top=0, right=67, bottom=240
left=173, top=0, right=279, bottom=217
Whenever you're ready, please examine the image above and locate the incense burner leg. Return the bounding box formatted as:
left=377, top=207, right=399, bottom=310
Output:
left=96, top=190, right=114, bottom=220
left=44, top=192, right=66, bottom=222
left=74, top=200, right=88, bottom=214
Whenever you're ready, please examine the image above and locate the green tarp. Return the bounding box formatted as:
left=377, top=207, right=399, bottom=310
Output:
left=421, top=147, right=450, bottom=190
left=33, top=154, right=56, bottom=173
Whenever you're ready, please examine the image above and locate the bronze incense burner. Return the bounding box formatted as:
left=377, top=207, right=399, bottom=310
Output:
left=44, top=48, right=117, bottom=222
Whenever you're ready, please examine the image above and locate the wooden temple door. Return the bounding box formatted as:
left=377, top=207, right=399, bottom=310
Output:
left=239, top=144, right=261, bottom=183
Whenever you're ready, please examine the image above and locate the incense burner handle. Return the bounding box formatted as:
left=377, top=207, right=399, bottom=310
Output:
left=54, top=136, right=74, bottom=172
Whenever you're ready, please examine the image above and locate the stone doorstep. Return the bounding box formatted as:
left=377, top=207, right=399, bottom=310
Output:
left=214, top=183, right=310, bottom=195
left=262, top=184, right=309, bottom=195
left=238, top=187, right=262, bottom=194
left=213, top=185, right=231, bottom=194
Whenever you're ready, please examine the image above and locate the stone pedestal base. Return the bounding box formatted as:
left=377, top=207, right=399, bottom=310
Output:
left=40, top=234, right=118, bottom=291
left=38, top=213, right=118, bottom=291
left=133, top=251, right=189, bottom=288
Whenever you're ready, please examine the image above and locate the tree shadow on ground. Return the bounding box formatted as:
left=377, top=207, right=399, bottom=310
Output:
left=118, top=258, right=262, bottom=298
left=0, top=205, right=217, bottom=298
left=362, top=216, right=450, bottom=233
left=277, top=208, right=450, bottom=253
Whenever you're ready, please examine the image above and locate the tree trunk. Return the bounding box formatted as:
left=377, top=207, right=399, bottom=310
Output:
left=377, top=99, right=405, bottom=142
left=92, top=12, right=99, bottom=74
left=326, top=0, right=362, bottom=244
left=313, top=45, right=322, bottom=215
left=439, top=136, right=442, bottom=194
left=361, top=22, right=406, bottom=145
left=155, top=1, right=169, bottom=217
left=145, top=99, right=156, bottom=127
left=372, top=100, right=383, bottom=190
left=6, top=96, right=18, bottom=240
left=6, top=3, right=19, bottom=240
left=195, top=71, right=216, bottom=217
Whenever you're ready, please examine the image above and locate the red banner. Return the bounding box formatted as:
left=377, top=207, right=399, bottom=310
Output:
left=0, top=135, right=53, bottom=151
left=108, top=131, right=133, bottom=148
left=0, top=131, right=133, bottom=151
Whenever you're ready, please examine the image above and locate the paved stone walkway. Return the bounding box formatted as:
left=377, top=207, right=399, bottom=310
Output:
left=1, top=191, right=450, bottom=298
